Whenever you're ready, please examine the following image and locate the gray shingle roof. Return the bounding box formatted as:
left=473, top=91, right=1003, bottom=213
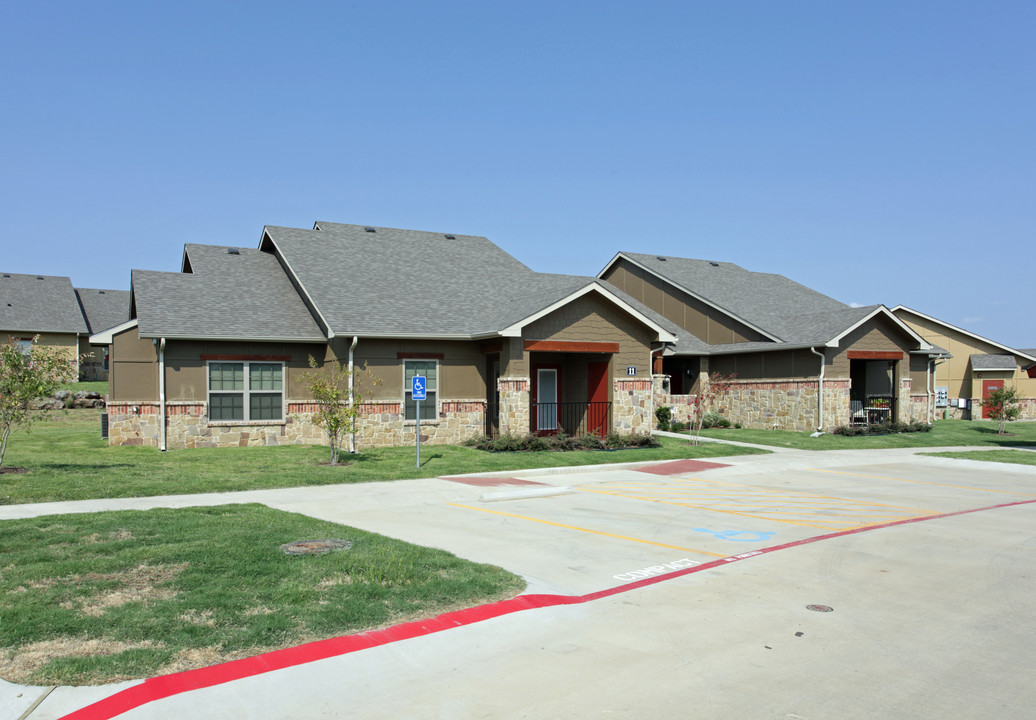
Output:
left=970, top=354, right=1016, bottom=371
left=132, top=246, right=324, bottom=341
left=612, top=252, right=849, bottom=342
left=0, top=272, right=88, bottom=334
left=75, top=288, right=131, bottom=335
left=266, top=223, right=582, bottom=337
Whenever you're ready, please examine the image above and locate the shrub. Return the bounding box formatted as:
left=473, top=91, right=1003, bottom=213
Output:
left=734, top=423, right=742, bottom=429
left=465, top=432, right=660, bottom=452
left=655, top=406, right=672, bottom=432
left=717, top=418, right=732, bottom=428
left=700, top=411, right=722, bottom=429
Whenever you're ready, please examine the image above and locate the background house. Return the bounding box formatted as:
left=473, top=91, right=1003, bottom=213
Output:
left=599, top=253, right=944, bottom=431
left=891, top=307, right=1036, bottom=420
left=1, top=272, right=87, bottom=375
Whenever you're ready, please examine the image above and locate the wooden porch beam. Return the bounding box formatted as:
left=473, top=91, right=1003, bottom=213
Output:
left=524, top=340, right=620, bottom=353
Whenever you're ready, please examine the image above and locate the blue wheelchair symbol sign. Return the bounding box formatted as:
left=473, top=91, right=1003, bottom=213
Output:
left=412, top=376, right=427, bottom=400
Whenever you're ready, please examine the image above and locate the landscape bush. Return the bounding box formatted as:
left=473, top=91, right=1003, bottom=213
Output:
left=832, top=421, right=933, bottom=437
left=464, top=432, right=660, bottom=452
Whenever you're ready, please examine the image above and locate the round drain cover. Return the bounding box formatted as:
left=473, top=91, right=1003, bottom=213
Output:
left=281, top=539, right=352, bottom=556
left=806, top=604, right=834, bottom=612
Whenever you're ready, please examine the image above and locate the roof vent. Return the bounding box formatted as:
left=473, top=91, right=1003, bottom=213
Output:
left=709, top=262, right=719, bottom=267
left=445, top=234, right=455, bottom=240
left=2, top=274, right=9, bottom=278
left=227, top=248, right=240, bottom=255
left=364, top=227, right=376, bottom=233
left=657, top=256, right=667, bottom=261
left=36, top=276, right=44, bottom=280
left=98, top=290, right=106, bottom=294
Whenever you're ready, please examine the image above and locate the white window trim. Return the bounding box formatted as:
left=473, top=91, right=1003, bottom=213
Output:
left=207, top=360, right=285, bottom=424
left=403, top=358, right=439, bottom=424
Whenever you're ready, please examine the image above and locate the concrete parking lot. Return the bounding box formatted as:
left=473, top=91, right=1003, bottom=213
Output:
left=6, top=447, right=1036, bottom=719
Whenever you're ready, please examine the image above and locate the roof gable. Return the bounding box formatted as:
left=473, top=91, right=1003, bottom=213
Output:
left=600, top=252, right=849, bottom=342
left=892, top=306, right=1036, bottom=364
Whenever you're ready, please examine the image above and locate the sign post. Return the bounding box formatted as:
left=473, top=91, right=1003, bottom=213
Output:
left=412, top=375, right=426, bottom=468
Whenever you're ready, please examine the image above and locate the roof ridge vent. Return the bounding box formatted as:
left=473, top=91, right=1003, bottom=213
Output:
left=709, top=261, right=719, bottom=267
left=364, top=227, right=376, bottom=233
left=227, top=248, right=240, bottom=255
left=445, top=234, right=455, bottom=240
left=656, top=256, right=667, bottom=261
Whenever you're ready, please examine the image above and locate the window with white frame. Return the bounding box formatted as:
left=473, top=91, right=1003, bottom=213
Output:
left=403, top=359, right=437, bottom=421
left=208, top=361, right=284, bottom=422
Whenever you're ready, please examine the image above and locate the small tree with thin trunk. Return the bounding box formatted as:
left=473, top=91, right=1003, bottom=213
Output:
left=688, top=371, right=736, bottom=445
left=0, top=336, right=79, bottom=468
left=301, top=356, right=381, bottom=464
left=981, top=385, right=1021, bottom=436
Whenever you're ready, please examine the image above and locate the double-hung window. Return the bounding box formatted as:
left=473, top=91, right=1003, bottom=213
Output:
left=208, top=361, right=284, bottom=422
left=403, top=359, right=437, bottom=421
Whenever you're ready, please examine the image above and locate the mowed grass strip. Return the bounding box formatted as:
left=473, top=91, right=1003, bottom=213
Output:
left=0, top=504, right=525, bottom=685
left=696, top=419, right=1036, bottom=451
left=0, top=410, right=767, bottom=505
left=919, top=449, right=1036, bottom=467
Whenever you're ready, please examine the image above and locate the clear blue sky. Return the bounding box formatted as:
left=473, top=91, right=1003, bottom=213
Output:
left=2, top=1, right=1033, bottom=348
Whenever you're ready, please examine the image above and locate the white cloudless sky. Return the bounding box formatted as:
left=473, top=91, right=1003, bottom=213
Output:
left=1, top=1, right=1033, bottom=347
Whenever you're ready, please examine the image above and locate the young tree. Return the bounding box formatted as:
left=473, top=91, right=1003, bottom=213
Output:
left=687, top=371, right=736, bottom=445
left=981, top=385, right=1021, bottom=435
left=301, top=355, right=381, bottom=465
left=0, top=336, right=79, bottom=468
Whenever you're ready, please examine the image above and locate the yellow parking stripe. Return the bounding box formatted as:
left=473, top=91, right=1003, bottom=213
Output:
left=447, top=503, right=726, bottom=557
left=807, top=468, right=1036, bottom=496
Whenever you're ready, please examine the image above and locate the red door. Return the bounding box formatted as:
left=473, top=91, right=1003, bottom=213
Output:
left=982, top=380, right=1004, bottom=419
left=587, top=362, right=609, bottom=437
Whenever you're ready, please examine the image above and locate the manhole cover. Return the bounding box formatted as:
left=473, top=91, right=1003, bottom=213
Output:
left=806, top=604, right=834, bottom=612
left=280, top=539, right=352, bottom=556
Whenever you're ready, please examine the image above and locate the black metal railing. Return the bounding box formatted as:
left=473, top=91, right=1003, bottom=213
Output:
left=850, top=397, right=893, bottom=426
left=531, top=401, right=612, bottom=437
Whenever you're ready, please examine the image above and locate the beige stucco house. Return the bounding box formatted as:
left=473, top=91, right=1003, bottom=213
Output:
left=891, top=306, right=1036, bottom=420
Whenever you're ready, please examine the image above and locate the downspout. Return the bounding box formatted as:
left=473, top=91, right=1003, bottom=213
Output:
left=159, top=338, right=167, bottom=452
left=927, top=358, right=934, bottom=423
left=348, top=336, right=358, bottom=453
left=810, top=346, right=825, bottom=432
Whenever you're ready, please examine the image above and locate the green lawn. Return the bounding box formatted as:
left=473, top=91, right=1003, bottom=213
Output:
left=0, top=410, right=767, bottom=505
left=60, top=381, right=108, bottom=395
left=694, top=420, right=1036, bottom=451
left=0, top=504, right=524, bottom=685
left=919, top=449, right=1036, bottom=467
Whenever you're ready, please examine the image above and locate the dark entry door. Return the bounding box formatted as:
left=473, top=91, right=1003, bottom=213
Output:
left=587, top=361, right=609, bottom=437
left=982, top=380, right=1004, bottom=419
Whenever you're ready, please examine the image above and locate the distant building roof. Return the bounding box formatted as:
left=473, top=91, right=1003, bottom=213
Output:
left=0, top=272, right=88, bottom=334
left=75, top=288, right=131, bottom=336
left=970, top=354, right=1017, bottom=371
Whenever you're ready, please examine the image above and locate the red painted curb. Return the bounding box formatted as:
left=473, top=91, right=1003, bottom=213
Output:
left=58, top=497, right=1036, bottom=720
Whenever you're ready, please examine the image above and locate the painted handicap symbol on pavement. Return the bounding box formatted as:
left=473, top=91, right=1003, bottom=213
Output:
left=693, top=528, right=776, bottom=542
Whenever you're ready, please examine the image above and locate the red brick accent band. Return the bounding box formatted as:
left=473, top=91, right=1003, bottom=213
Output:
left=499, top=379, right=529, bottom=392
left=614, top=379, right=651, bottom=391
left=441, top=401, right=486, bottom=412
left=524, top=340, right=620, bottom=353
left=846, top=351, right=903, bottom=360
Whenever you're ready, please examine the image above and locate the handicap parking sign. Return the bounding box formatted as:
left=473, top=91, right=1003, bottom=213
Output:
left=412, top=376, right=427, bottom=400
